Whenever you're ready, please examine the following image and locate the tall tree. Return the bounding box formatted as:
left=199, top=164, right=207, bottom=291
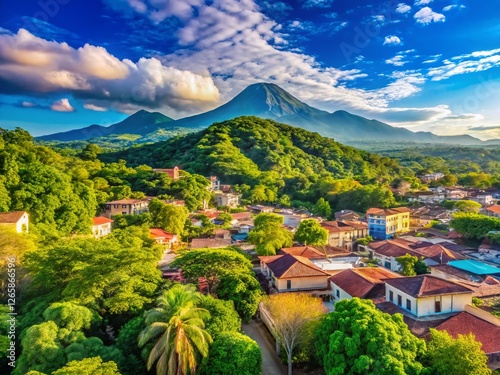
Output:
left=138, top=284, right=212, bottom=375
left=313, top=197, right=332, bottom=219
left=396, top=254, right=418, bottom=276
left=248, top=213, right=293, bottom=255
left=426, top=329, right=491, bottom=375
left=294, top=219, right=328, bottom=246
left=315, top=298, right=426, bottom=375
left=148, top=199, right=189, bottom=235
left=262, top=293, right=327, bottom=375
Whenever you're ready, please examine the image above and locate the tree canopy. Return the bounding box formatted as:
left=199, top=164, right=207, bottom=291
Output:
left=294, top=219, right=328, bottom=246
left=248, top=213, right=293, bottom=255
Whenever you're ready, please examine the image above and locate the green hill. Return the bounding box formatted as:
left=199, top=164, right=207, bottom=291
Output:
left=104, top=116, right=414, bottom=207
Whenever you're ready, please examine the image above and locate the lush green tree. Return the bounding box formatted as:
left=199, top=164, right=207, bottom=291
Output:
left=435, top=174, right=458, bottom=187
left=111, top=213, right=151, bottom=229
left=458, top=172, right=492, bottom=188
left=454, top=200, right=482, bottom=213
left=197, top=295, right=241, bottom=340
left=201, top=332, right=261, bottom=375
left=450, top=213, right=500, bottom=239
left=294, top=219, right=328, bottom=246
left=114, top=316, right=147, bottom=375
left=263, top=293, right=327, bottom=375
left=138, top=284, right=212, bottom=375
left=148, top=199, right=189, bottom=235
left=396, top=254, right=418, bottom=276
left=356, top=235, right=373, bottom=247
left=315, top=298, right=426, bottom=375
left=414, top=259, right=430, bottom=275
left=248, top=213, right=293, bottom=255
left=215, top=212, right=233, bottom=228
left=425, top=329, right=491, bottom=375
left=52, top=356, right=121, bottom=375
left=24, top=227, right=162, bottom=314
left=313, top=197, right=332, bottom=218
left=334, top=185, right=397, bottom=212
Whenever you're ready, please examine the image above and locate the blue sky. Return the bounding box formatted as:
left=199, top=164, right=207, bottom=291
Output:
left=0, top=0, right=499, bottom=139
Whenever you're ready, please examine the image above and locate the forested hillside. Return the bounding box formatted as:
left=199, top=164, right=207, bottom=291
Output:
left=104, top=116, right=415, bottom=209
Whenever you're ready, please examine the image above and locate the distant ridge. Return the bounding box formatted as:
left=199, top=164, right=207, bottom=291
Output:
left=38, top=82, right=498, bottom=145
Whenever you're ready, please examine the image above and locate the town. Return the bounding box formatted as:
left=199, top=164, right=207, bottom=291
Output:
left=1, top=126, right=500, bottom=374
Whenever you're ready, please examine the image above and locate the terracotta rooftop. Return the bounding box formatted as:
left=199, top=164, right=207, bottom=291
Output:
left=279, top=246, right=329, bottom=259
left=190, top=238, right=231, bottom=249
left=0, top=211, right=27, bottom=223
left=384, top=275, right=473, bottom=298
left=486, top=205, right=500, bottom=214
left=429, top=264, right=479, bottom=282
left=150, top=228, right=175, bottom=240
left=412, top=244, right=466, bottom=263
left=434, top=312, right=500, bottom=354
left=457, top=277, right=500, bottom=298
left=259, top=254, right=330, bottom=279
left=366, top=207, right=411, bottom=216
left=329, top=267, right=400, bottom=298
left=230, top=212, right=252, bottom=220
left=92, top=216, right=114, bottom=226
left=369, top=240, right=422, bottom=258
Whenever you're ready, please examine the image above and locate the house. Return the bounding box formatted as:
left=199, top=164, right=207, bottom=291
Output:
left=214, top=192, right=241, bottom=208
left=445, top=188, right=468, bottom=200
left=102, top=199, right=149, bottom=218
left=367, top=238, right=465, bottom=272
left=334, top=210, right=360, bottom=221
left=420, top=173, right=445, bottom=183
left=0, top=211, right=29, bottom=233
left=149, top=228, right=178, bottom=248
left=329, top=267, right=401, bottom=304
left=208, top=176, right=220, bottom=191
left=258, top=253, right=331, bottom=294
left=190, top=238, right=232, bottom=249
left=447, top=259, right=500, bottom=277
left=407, top=191, right=446, bottom=204
left=484, top=205, right=500, bottom=218
left=470, top=194, right=495, bottom=206
left=383, top=275, right=473, bottom=318
left=279, top=246, right=348, bottom=259
left=433, top=307, right=500, bottom=370
left=214, top=229, right=231, bottom=240
left=91, top=217, right=113, bottom=238
left=152, top=166, right=180, bottom=181
left=321, top=220, right=368, bottom=250
left=366, top=207, right=411, bottom=240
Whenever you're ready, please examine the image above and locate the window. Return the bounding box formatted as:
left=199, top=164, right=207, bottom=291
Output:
left=435, top=299, right=441, bottom=313
left=122, top=204, right=127, bottom=208
left=113, top=204, right=118, bottom=208
left=287, top=280, right=292, bottom=290
left=406, top=299, right=411, bottom=310
left=397, top=295, right=402, bottom=307
left=389, top=291, right=393, bottom=302
left=122, top=211, right=127, bottom=215
left=336, top=289, right=340, bottom=298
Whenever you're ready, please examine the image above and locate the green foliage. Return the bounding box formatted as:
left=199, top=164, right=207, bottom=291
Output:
left=105, top=117, right=412, bottom=207
left=197, top=295, right=241, bottom=340
left=313, top=197, right=332, bottom=218
left=414, top=259, right=430, bottom=275
left=248, top=213, right=293, bottom=255
left=425, top=329, right=491, bottom=375
left=454, top=200, right=482, bottom=213
left=24, top=227, right=162, bottom=314
left=148, top=198, right=189, bottom=235
left=450, top=212, right=500, bottom=239
left=334, top=185, right=397, bottom=212
left=215, top=212, right=233, bottom=227
left=357, top=235, right=373, bottom=246
left=201, top=332, right=261, bottom=375
left=294, top=219, right=328, bottom=246
left=315, top=298, right=426, bottom=375
left=171, top=249, right=262, bottom=321
left=111, top=213, right=151, bottom=229
left=139, top=284, right=213, bottom=375
left=396, top=254, right=418, bottom=276
left=52, top=356, right=121, bottom=375
left=114, top=316, right=147, bottom=375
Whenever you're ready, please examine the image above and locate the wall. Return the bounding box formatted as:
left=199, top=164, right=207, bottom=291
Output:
left=329, top=281, right=353, bottom=304
left=276, top=276, right=328, bottom=292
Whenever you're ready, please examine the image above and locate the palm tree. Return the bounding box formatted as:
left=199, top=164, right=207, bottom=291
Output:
left=139, top=284, right=213, bottom=375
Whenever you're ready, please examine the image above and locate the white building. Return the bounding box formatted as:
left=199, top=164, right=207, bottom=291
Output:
left=0, top=211, right=29, bottom=233
left=91, top=217, right=113, bottom=238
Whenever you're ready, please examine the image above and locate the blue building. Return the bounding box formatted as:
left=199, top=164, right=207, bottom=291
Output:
left=367, top=207, right=411, bottom=240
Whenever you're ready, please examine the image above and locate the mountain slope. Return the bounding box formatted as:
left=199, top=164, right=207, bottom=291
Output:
left=103, top=116, right=408, bottom=187
left=39, top=110, right=174, bottom=141
left=39, top=82, right=491, bottom=145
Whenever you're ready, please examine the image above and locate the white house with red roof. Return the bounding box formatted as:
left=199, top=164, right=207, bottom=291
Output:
left=92, top=216, right=113, bottom=238
left=149, top=228, right=178, bottom=248
left=0, top=211, right=29, bottom=233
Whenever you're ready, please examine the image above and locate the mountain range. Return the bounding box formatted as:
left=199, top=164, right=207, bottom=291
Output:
left=38, top=83, right=498, bottom=145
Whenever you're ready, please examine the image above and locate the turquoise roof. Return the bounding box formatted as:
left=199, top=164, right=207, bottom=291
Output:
left=448, top=260, right=500, bottom=275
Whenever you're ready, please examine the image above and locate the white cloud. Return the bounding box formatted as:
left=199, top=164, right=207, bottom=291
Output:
left=0, top=29, right=220, bottom=115
left=84, top=103, right=108, bottom=112
left=414, top=7, right=445, bottom=24
left=415, top=0, right=432, bottom=5
left=443, top=4, right=465, bottom=11
left=51, top=98, right=75, bottom=112
left=383, top=35, right=402, bottom=45
left=302, top=0, right=335, bottom=9
left=396, top=3, right=412, bottom=13
left=386, top=55, right=408, bottom=66
left=427, top=49, right=500, bottom=80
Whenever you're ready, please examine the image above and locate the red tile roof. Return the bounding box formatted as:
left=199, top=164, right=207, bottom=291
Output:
left=370, top=240, right=422, bottom=258
left=384, top=275, right=473, bottom=298
left=149, top=228, right=175, bottom=240
left=190, top=238, right=231, bottom=249
left=366, top=207, right=412, bottom=216
left=329, top=267, right=401, bottom=298
left=280, top=246, right=327, bottom=259
left=435, top=312, right=500, bottom=354
left=230, top=212, right=252, bottom=220
left=259, top=254, right=330, bottom=279
left=92, top=216, right=114, bottom=226
left=486, top=205, right=500, bottom=214
left=0, top=211, right=27, bottom=223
